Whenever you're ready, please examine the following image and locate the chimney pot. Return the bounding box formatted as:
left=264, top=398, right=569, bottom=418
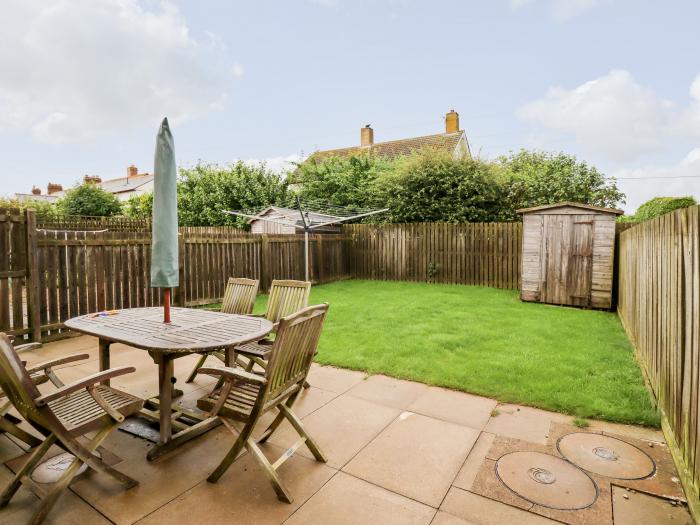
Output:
left=31, top=186, right=41, bottom=195
left=445, top=109, right=459, bottom=133
left=360, top=126, right=374, bottom=147
left=47, top=183, right=63, bottom=195
left=127, top=165, right=138, bottom=178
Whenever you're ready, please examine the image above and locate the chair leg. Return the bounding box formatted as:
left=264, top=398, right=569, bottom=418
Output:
left=279, top=404, right=327, bottom=463
left=0, top=415, right=42, bottom=448
left=245, top=437, right=293, bottom=503
left=207, top=419, right=255, bottom=483
left=60, top=423, right=138, bottom=489
left=0, top=434, right=56, bottom=508
left=185, top=354, right=208, bottom=383
left=258, top=392, right=300, bottom=444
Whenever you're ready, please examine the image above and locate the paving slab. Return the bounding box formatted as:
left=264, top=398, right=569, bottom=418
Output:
left=343, top=411, right=479, bottom=507
left=136, top=444, right=336, bottom=525
left=484, top=404, right=568, bottom=445
left=407, top=386, right=496, bottom=430
left=347, top=374, right=428, bottom=410
left=440, top=487, right=562, bottom=525
left=285, top=472, right=436, bottom=525
left=291, top=386, right=340, bottom=418
left=69, top=424, right=233, bottom=525
left=430, top=510, right=475, bottom=525
left=611, top=485, right=693, bottom=525
left=267, top=394, right=400, bottom=468
left=453, top=432, right=496, bottom=491
left=306, top=364, right=367, bottom=394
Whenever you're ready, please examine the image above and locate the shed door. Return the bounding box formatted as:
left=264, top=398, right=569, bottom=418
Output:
left=541, top=214, right=594, bottom=306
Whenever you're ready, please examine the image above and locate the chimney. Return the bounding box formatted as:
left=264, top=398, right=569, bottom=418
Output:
left=31, top=186, right=41, bottom=195
left=47, top=183, right=63, bottom=195
left=127, top=165, right=138, bottom=178
left=360, top=125, right=374, bottom=147
left=445, top=109, right=459, bottom=133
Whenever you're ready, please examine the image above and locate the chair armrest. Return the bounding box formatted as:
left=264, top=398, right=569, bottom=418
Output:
left=14, top=342, right=42, bottom=353
left=25, top=353, right=90, bottom=375
left=199, top=366, right=267, bottom=385
left=35, top=366, right=135, bottom=406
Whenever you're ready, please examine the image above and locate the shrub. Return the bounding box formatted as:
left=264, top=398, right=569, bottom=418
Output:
left=56, top=184, right=122, bottom=216
left=620, top=196, right=697, bottom=223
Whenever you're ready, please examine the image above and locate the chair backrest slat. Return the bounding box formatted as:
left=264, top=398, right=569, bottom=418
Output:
left=221, top=278, right=259, bottom=315
left=265, top=280, right=311, bottom=324
left=264, top=304, right=328, bottom=399
left=0, top=334, right=48, bottom=427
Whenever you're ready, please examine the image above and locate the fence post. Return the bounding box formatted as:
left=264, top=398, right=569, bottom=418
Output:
left=25, top=210, right=41, bottom=342
left=315, top=234, right=324, bottom=284
left=260, top=234, right=269, bottom=292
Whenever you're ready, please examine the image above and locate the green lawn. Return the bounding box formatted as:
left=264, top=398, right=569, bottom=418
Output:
left=250, top=279, right=658, bottom=427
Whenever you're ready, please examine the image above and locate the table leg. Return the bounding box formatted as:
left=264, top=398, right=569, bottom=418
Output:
left=158, top=354, right=174, bottom=444
left=98, top=339, right=111, bottom=386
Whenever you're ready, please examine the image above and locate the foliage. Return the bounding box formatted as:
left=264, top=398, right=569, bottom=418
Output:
left=496, top=150, right=625, bottom=220
left=56, top=184, right=122, bottom=217
left=252, top=280, right=659, bottom=426
left=377, top=152, right=503, bottom=222
left=294, top=153, right=390, bottom=210
left=122, top=192, right=153, bottom=219
left=0, top=197, right=59, bottom=217
left=294, top=149, right=625, bottom=223
left=176, top=162, right=290, bottom=227
left=619, top=196, right=697, bottom=223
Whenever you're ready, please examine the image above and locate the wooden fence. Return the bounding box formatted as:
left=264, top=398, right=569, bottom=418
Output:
left=0, top=210, right=351, bottom=342
left=617, top=205, right=700, bottom=502
left=345, top=222, right=522, bottom=289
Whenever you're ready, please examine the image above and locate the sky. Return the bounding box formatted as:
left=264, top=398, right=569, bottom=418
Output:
left=1, top=0, right=699, bottom=213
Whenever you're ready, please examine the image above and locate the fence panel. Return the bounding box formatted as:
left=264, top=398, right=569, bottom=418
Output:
left=617, top=205, right=700, bottom=500
left=345, top=222, right=522, bottom=289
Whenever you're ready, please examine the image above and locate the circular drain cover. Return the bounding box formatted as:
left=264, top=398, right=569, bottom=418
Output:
left=31, top=453, right=89, bottom=484
left=495, top=451, right=597, bottom=510
left=557, top=433, right=655, bottom=480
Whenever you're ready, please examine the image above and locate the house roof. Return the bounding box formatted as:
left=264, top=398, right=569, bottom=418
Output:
left=250, top=206, right=341, bottom=231
left=305, top=131, right=468, bottom=164
left=99, top=173, right=154, bottom=194
left=516, top=201, right=624, bottom=215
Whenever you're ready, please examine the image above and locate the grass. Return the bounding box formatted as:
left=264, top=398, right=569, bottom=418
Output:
left=248, top=279, right=658, bottom=427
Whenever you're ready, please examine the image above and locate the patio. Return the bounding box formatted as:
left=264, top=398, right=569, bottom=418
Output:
left=0, top=336, right=692, bottom=524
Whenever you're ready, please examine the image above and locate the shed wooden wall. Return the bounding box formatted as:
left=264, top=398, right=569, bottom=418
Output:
left=520, top=206, right=617, bottom=309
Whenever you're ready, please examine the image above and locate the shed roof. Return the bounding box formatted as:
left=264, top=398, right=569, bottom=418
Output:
left=516, top=201, right=624, bottom=216
left=249, top=206, right=341, bottom=232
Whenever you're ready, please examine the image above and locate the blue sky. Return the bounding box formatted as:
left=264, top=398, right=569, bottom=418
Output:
left=1, top=0, right=699, bottom=212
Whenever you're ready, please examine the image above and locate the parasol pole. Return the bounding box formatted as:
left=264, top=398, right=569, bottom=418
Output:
left=163, top=288, right=171, bottom=323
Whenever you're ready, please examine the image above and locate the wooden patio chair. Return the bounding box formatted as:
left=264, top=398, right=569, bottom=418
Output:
left=0, top=333, right=143, bottom=525
left=0, top=343, right=91, bottom=448
left=185, top=277, right=260, bottom=383
left=197, top=303, right=329, bottom=503
left=233, top=279, right=311, bottom=375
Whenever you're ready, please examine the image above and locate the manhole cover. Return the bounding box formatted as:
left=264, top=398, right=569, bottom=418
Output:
left=495, top=451, right=598, bottom=510
left=31, top=452, right=90, bottom=484
left=557, top=433, right=655, bottom=480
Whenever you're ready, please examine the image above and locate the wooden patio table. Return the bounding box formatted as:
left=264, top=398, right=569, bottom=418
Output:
left=65, top=307, right=272, bottom=460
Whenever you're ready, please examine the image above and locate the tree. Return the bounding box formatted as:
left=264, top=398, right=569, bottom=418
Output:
left=619, top=196, right=697, bottom=223
left=497, top=150, right=625, bottom=220
left=56, top=184, right=122, bottom=216
left=177, top=161, right=290, bottom=227
left=294, top=154, right=391, bottom=209
left=122, top=192, right=153, bottom=219
left=376, top=151, right=503, bottom=223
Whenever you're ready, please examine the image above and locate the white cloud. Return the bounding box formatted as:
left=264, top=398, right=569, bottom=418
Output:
left=231, top=63, right=245, bottom=79
left=612, top=149, right=700, bottom=213
left=510, top=0, right=603, bottom=21
left=0, top=0, right=234, bottom=144
left=242, top=154, right=302, bottom=174
left=519, top=70, right=700, bottom=162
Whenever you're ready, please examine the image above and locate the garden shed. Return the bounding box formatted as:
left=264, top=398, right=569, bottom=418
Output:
left=518, top=202, right=623, bottom=309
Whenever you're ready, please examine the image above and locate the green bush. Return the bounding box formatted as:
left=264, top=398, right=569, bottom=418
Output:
left=56, top=184, right=122, bottom=216
left=620, top=196, right=697, bottom=223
